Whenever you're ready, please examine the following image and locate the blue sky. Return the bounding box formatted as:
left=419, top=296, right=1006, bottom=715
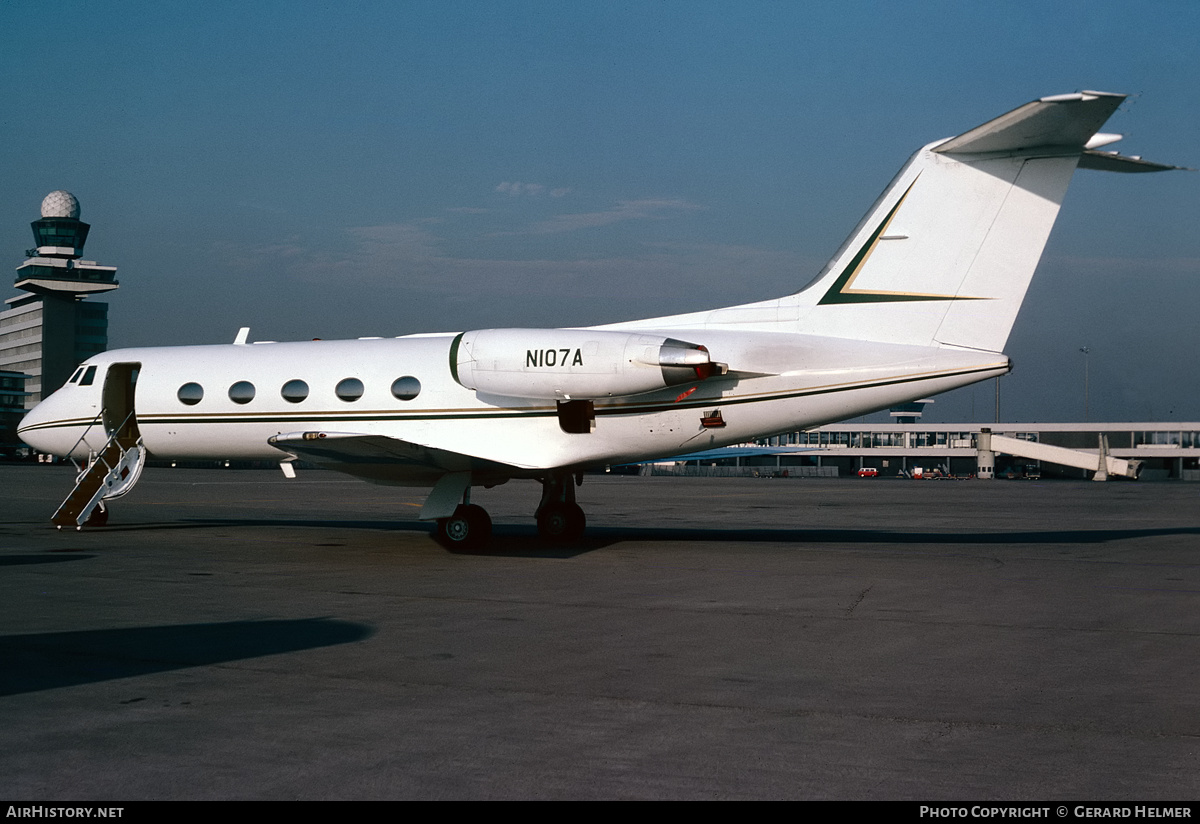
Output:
left=1, top=1, right=1197, bottom=423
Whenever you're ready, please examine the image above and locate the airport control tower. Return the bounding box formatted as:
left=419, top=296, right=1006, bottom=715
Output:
left=0, top=191, right=118, bottom=408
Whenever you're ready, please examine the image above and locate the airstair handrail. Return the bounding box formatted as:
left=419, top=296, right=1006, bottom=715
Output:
left=62, top=410, right=104, bottom=464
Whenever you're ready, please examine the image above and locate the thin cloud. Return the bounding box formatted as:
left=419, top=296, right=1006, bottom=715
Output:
left=494, top=181, right=573, bottom=198
left=495, top=181, right=544, bottom=196
left=520, top=197, right=705, bottom=235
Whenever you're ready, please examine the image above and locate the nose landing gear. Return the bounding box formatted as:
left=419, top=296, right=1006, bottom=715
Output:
left=435, top=504, right=492, bottom=551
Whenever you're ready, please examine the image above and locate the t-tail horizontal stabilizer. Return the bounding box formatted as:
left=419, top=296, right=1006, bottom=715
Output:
left=934, top=91, right=1190, bottom=171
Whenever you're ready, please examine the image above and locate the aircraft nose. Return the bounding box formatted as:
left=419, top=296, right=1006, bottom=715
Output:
left=17, top=393, right=77, bottom=456
left=18, top=401, right=52, bottom=452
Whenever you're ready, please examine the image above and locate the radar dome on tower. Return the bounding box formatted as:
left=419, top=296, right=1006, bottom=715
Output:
left=41, top=191, right=80, bottom=220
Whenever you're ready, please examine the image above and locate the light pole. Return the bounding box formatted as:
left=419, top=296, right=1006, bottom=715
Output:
left=1080, top=346, right=1090, bottom=421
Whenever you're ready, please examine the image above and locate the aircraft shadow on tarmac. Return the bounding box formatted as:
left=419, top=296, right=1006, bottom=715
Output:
left=0, top=553, right=96, bottom=566
left=0, top=618, right=373, bottom=696
left=75, top=516, right=1200, bottom=557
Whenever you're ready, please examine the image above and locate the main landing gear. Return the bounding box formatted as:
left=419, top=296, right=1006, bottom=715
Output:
left=534, top=473, right=586, bottom=544
left=432, top=472, right=586, bottom=550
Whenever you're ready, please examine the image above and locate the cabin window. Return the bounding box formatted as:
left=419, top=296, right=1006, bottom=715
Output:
left=79, top=365, right=97, bottom=386
left=229, top=381, right=256, bottom=404
left=178, top=382, right=204, bottom=405
left=335, top=377, right=364, bottom=402
left=68, top=368, right=84, bottom=384
left=391, top=376, right=421, bottom=401
left=281, top=379, right=309, bottom=403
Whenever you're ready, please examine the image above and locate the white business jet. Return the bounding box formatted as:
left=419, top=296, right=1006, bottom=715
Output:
left=18, top=91, right=1185, bottom=548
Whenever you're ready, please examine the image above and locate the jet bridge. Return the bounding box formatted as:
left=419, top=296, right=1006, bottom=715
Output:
left=977, top=428, right=1140, bottom=481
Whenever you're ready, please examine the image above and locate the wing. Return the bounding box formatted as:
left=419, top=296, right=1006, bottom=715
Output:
left=269, top=430, right=533, bottom=487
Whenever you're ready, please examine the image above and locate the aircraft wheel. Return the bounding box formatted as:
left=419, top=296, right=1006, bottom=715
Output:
left=84, top=505, right=109, bottom=528
left=436, top=504, right=492, bottom=551
left=537, top=502, right=586, bottom=543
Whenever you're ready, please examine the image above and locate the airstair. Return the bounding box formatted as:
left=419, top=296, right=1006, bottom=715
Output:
left=51, top=411, right=146, bottom=529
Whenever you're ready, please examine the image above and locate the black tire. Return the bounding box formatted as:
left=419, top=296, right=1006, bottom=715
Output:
left=536, top=502, right=586, bottom=543
left=435, top=504, right=492, bottom=551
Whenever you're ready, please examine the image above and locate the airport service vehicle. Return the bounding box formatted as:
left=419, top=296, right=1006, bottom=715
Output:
left=18, top=91, right=1185, bottom=548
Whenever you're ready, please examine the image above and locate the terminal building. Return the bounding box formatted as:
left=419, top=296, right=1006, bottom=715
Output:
left=0, top=191, right=117, bottom=409
left=645, top=422, right=1200, bottom=481
left=654, top=401, right=1200, bottom=481
left=753, top=422, right=1200, bottom=481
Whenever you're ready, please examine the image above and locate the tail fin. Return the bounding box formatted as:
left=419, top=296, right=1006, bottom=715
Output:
left=788, top=91, right=1172, bottom=352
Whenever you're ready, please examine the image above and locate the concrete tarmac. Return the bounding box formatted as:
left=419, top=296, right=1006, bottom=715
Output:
left=1, top=465, right=1197, bottom=800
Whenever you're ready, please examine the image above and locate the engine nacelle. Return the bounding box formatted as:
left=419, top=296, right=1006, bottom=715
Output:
left=450, top=328, right=723, bottom=400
